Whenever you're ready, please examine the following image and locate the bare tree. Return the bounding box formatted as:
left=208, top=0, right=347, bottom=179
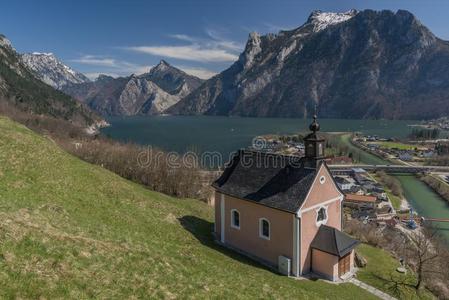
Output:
left=403, top=226, right=449, bottom=291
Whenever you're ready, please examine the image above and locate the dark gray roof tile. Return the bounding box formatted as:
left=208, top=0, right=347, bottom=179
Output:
left=212, top=150, right=318, bottom=213
left=311, top=225, right=359, bottom=257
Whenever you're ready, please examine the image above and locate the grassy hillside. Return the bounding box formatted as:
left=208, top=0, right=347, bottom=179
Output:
left=357, top=244, right=434, bottom=299
left=0, top=117, right=377, bottom=299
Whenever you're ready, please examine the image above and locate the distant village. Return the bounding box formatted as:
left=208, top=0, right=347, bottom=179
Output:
left=250, top=132, right=449, bottom=232
left=416, top=116, right=449, bottom=131
left=354, top=134, right=449, bottom=165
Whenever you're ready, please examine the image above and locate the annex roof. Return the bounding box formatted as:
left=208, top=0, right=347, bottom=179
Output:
left=311, top=225, right=359, bottom=257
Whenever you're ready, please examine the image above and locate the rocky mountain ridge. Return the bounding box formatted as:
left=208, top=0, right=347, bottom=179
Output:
left=62, top=60, right=203, bottom=116
left=169, top=9, right=449, bottom=120
left=21, top=52, right=90, bottom=89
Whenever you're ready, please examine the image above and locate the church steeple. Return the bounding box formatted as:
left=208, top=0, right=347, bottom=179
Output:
left=309, top=114, right=320, bottom=133
left=304, top=111, right=325, bottom=166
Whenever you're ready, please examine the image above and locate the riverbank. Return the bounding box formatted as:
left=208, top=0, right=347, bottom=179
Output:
left=419, top=174, right=449, bottom=204
left=338, top=134, right=449, bottom=241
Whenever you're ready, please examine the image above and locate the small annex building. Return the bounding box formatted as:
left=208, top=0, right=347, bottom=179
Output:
left=212, top=116, right=359, bottom=281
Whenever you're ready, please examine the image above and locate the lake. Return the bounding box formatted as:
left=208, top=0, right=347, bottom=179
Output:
left=102, top=115, right=421, bottom=158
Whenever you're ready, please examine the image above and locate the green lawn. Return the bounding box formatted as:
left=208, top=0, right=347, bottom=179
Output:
left=0, top=117, right=378, bottom=299
left=371, top=141, right=417, bottom=150
left=357, top=244, right=434, bottom=299
left=386, top=191, right=402, bottom=210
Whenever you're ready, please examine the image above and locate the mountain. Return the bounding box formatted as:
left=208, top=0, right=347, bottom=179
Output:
left=169, top=9, right=449, bottom=120
left=62, top=60, right=204, bottom=116
left=0, top=34, right=100, bottom=126
left=62, top=75, right=131, bottom=116
left=21, top=52, right=90, bottom=89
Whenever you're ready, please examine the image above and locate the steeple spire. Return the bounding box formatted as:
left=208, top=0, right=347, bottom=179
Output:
left=303, top=105, right=325, bottom=167
left=309, top=115, right=320, bottom=133
left=309, top=104, right=320, bottom=133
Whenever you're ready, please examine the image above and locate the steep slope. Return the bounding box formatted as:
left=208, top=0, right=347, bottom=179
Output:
left=62, top=75, right=131, bottom=116
left=170, top=9, right=449, bottom=120
left=0, top=116, right=378, bottom=298
left=63, top=60, right=203, bottom=116
left=21, top=52, right=90, bottom=89
left=0, top=34, right=99, bottom=126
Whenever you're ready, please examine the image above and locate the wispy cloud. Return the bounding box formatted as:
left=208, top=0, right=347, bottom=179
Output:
left=205, top=29, right=242, bottom=52
left=124, top=30, right=243, bottom=63
left=71, top=54, right=218, bottom=80
left=71, top=55, right=117, bottom=67
left=70, top=55, right=150, bottom=78
left=262, top=22, right=292, bottom=33
left=168, top=34, right=196, bottom=42
left=126, top=45, right=238, bottom=62
left=178, top=66, right=217, bottom=79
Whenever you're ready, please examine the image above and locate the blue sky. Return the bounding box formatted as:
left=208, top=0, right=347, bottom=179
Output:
left=1, top=0, right=449, bottom=79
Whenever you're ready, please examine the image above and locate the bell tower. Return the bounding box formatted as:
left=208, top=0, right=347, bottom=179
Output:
left=304, top=114, right=325, bottom=167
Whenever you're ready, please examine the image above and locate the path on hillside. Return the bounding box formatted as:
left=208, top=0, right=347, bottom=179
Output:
left=348, top=278, right=397, bottom=300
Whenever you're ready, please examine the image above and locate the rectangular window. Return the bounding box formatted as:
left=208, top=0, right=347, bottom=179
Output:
left=231, top=209, right=240, bottom=229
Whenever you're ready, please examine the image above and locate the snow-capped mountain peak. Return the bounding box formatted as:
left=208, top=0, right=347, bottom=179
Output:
left=21, top=52, right=90, bottom=89
left=307, top=9, right=357, bottom=32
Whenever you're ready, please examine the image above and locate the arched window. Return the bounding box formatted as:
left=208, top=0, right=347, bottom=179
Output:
left=316, top=207, right=328, bottom=226
left=231, top=209, right=240, bottom=229
left=259, top=218, right=270, bottom=240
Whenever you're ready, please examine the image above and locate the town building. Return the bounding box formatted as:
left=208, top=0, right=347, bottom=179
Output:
left=334, top=176, right=354, bottom=191
left=344, top=194, right=377, bottom=210
left=212, top=116, right=359, bottom=281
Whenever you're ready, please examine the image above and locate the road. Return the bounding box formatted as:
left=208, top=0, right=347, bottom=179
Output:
left=329, top=164, right=449, bottom=173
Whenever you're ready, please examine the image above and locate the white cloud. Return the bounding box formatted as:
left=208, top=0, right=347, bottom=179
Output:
left=124, top=30, right=243, bottom=63
left=178, top=66, right=217, bottom=79
left=168, top=34, right=196, bottom=42
left=71, top=55, right=117, bottom=67
left=204, top=29, right=242, bottom=52
left=262, top=22, right=291, bottom=33
left=70, top=55, right=150, bottom=77
left=126, top=45, right=238, bottom=62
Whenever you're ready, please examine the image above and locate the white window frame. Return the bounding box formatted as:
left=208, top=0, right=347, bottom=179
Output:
left=315, top=206, right=328, bottom=226
left=259, top=218, right=270, bottom=240
left=230, top=209, right=240, bottom=229
left=319, top=175, right=326, bottom=184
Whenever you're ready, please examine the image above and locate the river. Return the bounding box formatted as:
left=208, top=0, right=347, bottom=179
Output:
left=338, top=133, right=449, bottom=243
left=102, top=115, right=449, bottom=242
